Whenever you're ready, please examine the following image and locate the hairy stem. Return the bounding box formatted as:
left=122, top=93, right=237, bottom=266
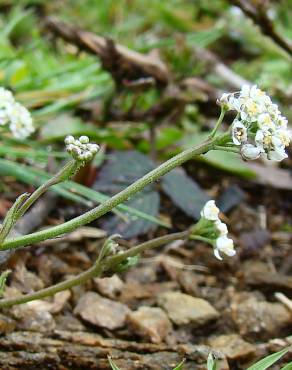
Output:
left=15, top=160, right=78, bottom=220
left=0, top=230, right=190, bottom=307
left=209, top=108, right=226, bottom=138
left=0, top=134, right=227, bottom=251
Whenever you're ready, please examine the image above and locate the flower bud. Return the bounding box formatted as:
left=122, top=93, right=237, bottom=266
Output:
left=241, top=144, right=261, bottom=160
left=79, top=135, right=90, bottom=144
left=200, top=200, right=219, bottom=221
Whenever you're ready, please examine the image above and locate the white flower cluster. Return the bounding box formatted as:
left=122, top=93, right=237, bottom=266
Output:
left=0, top=87, right=34, bottom=139
left=200, top=200, right=236, bottom=260
left=65, top=135, right=99, bottom=162
left=220, top=85, right=290, bottom=162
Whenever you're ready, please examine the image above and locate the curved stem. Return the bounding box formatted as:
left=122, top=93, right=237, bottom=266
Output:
left=0, top=135, right=227, bottom=252
left=0, top=230, right=190, bottom=308
left=209, top=108, right=226, bottom=138
left=15, top=160, right=78, bottom=220
left=0, top=262, right=102, bottom=308
left=104, top=230, right=190, bottom=270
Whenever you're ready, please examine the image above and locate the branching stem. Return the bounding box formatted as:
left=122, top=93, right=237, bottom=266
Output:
left=0, top=134, right=229, bottom=252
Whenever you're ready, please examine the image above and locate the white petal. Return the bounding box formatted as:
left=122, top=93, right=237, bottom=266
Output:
left=215, top=220, right=228, bottom=236
left=268, top=148, right=288, bottom=161
left=214, top=248, right=222, bottom=260
left=232, top=120, right=247, bottom=145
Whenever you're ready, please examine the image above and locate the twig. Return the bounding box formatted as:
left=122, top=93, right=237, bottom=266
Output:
left=275, top=292, right=292, bottom=313
left=193, top=46, right=251, bottom=89
left=229, top=0, right=292, bottom=57
left=45, top=17, right=170, bottom=85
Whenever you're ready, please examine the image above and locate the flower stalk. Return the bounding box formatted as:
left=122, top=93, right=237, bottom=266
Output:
left=0, top=230, right=190, bottom=308
left=0, top=134, right=229, bottom=252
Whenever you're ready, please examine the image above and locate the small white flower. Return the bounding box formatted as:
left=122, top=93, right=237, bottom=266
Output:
left=258, top=113, right=275, bottom=131
left=200, top=200, right=219, bottom=221
left=267, top=146, right=288, bottom=161
left=276, top=115, right=288, bottom=130
left=215, top=220, right=228, bottom=236
left=232, top=120, right=247, bottom=145
left=241, top=144, right=261, bottom=160
left=8, top=102, right=34, bottom=139
left=214, top=236, right=236, bottom=260
left=0, top=87, right=34, bottom=138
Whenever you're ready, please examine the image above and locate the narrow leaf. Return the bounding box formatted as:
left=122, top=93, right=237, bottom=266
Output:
left=247, top=348, right=290, bottom=370
left=0, top=158, right=167, bottom=228
left=0, top=270, right=11, bottom=297
left=281, top=362, right=292, bottom=370
left=173, top=359, right=185, bottom=370
left=207, top=352, right=217, bottom=370
left=108, top=357, right=122, bottom=370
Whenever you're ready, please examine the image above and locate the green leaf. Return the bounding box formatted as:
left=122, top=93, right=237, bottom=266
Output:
left=114, top=255, right=140, bottom=273
left=173, top=359, right=185, bottom=370
left=108, top=357, right=122, bottom=370
left=247, top=348, right=290, bottom=370
left=207, top=352, right=217, bottom=370
left=281, top=362, right=292, bottom=370
left=161, top=167, right=209, bottom=220
left=0, top=270, right=11, bottom=297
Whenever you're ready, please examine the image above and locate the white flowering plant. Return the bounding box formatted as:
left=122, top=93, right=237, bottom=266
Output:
left=0, top=84, right=290, bottom=308
left=220, top=85, right=291, bottom=161
left=0, top=88, right=34, bottom=140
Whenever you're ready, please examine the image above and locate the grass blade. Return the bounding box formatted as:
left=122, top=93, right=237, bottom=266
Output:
left=0, top=158, right=168, bottom=227
left=281, top=362, right=292, bottom=370
left=247, top=348, right=290, bottom=370
left=108, top=357, right=122, bottom=370
left=173, top=359, right=185, bottom=370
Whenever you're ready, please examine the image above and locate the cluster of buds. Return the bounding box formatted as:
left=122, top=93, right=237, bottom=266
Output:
left=200, top=200, right=236, bottom=260
left=65, top=135, right=100, bottom=162
left=219, top=85, right=290, bottom=162
left=0, top=87, right=34, bottom=139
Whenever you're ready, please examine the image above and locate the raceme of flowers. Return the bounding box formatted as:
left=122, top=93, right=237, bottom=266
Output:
left=200, top=200, right=236, bottom=260
left=65, top=135, right=100, bottom=162
left=219, top=85, right=290, bottom=162
left=0, top=87, right=34, bottom=139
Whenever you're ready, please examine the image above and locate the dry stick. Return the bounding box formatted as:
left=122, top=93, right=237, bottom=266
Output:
left=193, top=47, right=251, bottom=89
left=45, top=17, right=170, bottom=85
left=229, top=0, right=292, bottom=57
left=0, top=231, right=189, bottom=308
left=274, top=292, right=292, bottom=313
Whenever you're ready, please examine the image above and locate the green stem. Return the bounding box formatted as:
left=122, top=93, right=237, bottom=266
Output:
left=213, top=145, right=240, bottom=154
left=209, top=107, right=226, bottom=138
left=0, top=230, right=190, bottom=307
left=15, top=160, right=78, bottom=220
left=0, top=261, right=102, bottom=308
left=190, top=235, right=213, bottom=244
left=0, top=135, right=227, bottom=252
left=104, top=230, right=190, bottom=270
